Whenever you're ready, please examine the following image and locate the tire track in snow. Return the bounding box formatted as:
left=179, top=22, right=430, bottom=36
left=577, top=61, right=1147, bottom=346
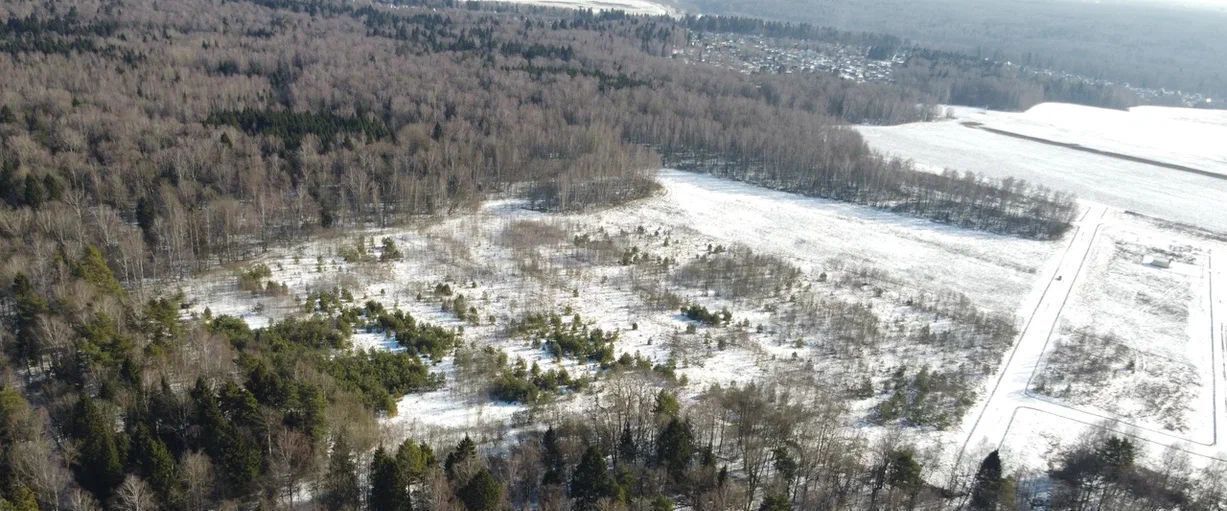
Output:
left=952, top=205, right=1105, bottom=471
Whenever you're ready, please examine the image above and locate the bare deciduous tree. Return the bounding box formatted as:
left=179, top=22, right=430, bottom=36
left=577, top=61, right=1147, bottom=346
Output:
left=12, top=437, right=71, bottom=511
left=112, top=475, right=157, bottom=511
left=181, top=451, right=214, bottom=511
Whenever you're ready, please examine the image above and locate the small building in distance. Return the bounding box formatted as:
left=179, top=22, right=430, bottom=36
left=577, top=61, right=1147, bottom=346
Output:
left=1142, top=254, right=1171, bottom=268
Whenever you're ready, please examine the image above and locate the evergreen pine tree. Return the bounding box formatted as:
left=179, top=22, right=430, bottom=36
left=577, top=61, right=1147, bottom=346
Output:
left=135, top=196, right=158, bottom=244
left=650, top=496, right=675, bottom=511
left=886, top=449, right=924, bottom=505
left=129, top=423, right=180, bottom=505
left=192, top=379, right=261, bottom=497
left=617, top=424, right=637, bottom=464
left=457, top=469, right=502, bottom=511
left=0, top=484, right=39, bottom=511
left=656, top=417, right=694, bottom=482
left=21, top=174, right=44, bottom=209
left=299, top=384, right=327, bottom=442
left=323, top=434, right=361, bottom=511
left=42, top=174, right=62, bottom=201
left=75, top=245, right=125, bottom=296
left=9, top=275, right=47, bottom=367
left=445, top=435, right=477, bottom=481
left=542, top=426, right=565, bottom=486
left=396, top=439, right=435, bottom=485
left=653, top=390, right=679, bottom=419
left=773, top=447, right=797, bottom=488
left=71, top=397, right=125, bottom=500
left=1096, top=436, right=1136, bottom=482
left=0, top=105, right=15, bottom=124
left=0, top=159, right=15, bottom=207
left=570, top=445, right=613, bottom=511
left=969, top=450, right=1003, bottom=511
left=369, top=446, right=409, bottom=511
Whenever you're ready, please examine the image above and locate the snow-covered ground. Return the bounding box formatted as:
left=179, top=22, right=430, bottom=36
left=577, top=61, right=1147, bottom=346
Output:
left=182, top=169, right=1052, bottom=333
left=468, top=0, right=680, bottom=16
left=1039, top=214, right=1212, bottom=435
left=178, top=157, right=1227, bottom=478
left=947, top=103, right=1227, bottom=178
left=857, top=111, right=1227, bottom=232
left=1130, top=105, right=1227, bottom=127
left=179, top=169, right=1057, bottom=452
left=598, top=170, right=1052, bottom=314
left=856, top=102, right=1227, bottom=475
left=953, top=207, right=1227, bottom=475
left=952, top=206, right=1109, bottom=472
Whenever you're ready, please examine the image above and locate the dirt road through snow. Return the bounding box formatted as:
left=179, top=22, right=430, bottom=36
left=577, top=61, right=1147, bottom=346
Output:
left=953, top=207, right=1227, bottom=473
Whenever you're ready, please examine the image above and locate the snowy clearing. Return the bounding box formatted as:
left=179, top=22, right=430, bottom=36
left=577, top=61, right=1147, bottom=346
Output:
left=857, top=114, right=1227, bottom=232
left=179, top=169, right=1056, bottom=452
left=1032, top=212, right=1213, bottom=436
left=856, top=104, right=1227, bottom=475
left=947, top=103, right=1227, bottom=178
left=178, top=165, right=1227, bottom=478
left=943, top=198, right=1227, bottom=477
left=1130, top=105, right=1227, bottom=128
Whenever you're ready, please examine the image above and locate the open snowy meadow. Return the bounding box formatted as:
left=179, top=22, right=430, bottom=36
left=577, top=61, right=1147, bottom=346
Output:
left=858, top=104, right=1227, bottom=232
left=952, top=103, right=1227, bottom=178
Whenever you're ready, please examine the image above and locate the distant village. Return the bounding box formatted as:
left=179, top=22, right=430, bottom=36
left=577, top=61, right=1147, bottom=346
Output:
left=679, top=31, right=1214, bottom=107
left=678, top=32, right=898, bottom=83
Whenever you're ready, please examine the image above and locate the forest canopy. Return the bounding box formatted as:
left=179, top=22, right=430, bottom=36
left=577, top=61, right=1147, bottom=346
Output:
left=0, top=1, right=1124, bottom=510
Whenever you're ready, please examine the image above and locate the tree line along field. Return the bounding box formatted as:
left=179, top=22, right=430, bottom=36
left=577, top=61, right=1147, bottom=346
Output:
left=0, top=0, right=1223, bottom=511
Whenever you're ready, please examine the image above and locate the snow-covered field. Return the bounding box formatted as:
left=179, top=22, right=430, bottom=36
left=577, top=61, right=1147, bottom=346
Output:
left=952, top=207, right=1227, bottom=476
left=857, top=107, right=1227, bottom=232
left=179, top=169, right=1058, bottom=452
left=862, top=103, right=1227, bottom=474
left=948, top=103, right=1227, bottom=177
left=468, top=0, right=680, bottom=16
left=1034, top=212, right=1214, bottom=436
left=1131, top=104, right=1227, bottom=128
left=595, top=170, right=1051, bottom=314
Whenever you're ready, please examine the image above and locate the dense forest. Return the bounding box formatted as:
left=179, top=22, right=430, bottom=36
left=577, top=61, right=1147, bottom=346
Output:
left=0, top=0, right=1187, bottom=510
left=0, top=0, right=1081, bottom=283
